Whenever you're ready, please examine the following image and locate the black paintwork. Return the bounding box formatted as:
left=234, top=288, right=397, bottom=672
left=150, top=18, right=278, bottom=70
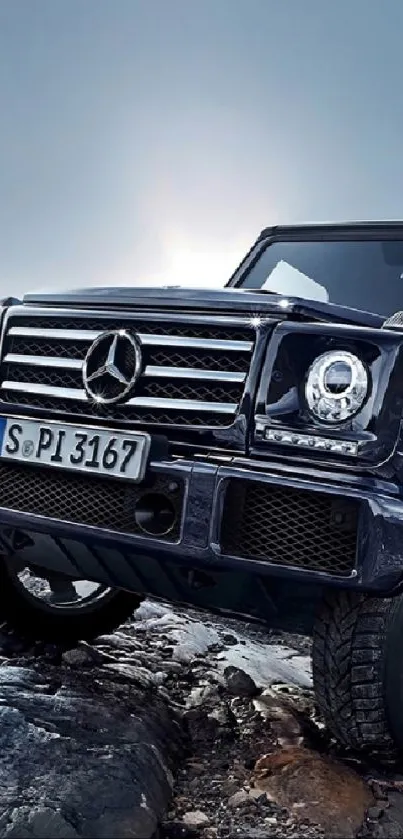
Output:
left=24, top=286, right=384, bottom=328
left=257, top=221, right=403, bottom=241
left=2, top=221, right=403, bottom=630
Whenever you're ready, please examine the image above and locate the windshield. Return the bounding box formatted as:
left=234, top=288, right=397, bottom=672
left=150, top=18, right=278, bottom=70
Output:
left=233, top=239, right=403, bottom=317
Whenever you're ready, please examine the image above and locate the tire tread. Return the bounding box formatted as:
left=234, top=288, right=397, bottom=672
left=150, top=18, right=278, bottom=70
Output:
left=312, top=590, right=397, bottom=754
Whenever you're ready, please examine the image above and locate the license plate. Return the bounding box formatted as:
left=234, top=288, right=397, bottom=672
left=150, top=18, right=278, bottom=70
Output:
left=0, top=418, right=151, bottom=482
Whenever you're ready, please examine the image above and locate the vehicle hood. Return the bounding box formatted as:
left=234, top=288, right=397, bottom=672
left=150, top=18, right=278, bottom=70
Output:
left=22, top=286, right=384, bottom=328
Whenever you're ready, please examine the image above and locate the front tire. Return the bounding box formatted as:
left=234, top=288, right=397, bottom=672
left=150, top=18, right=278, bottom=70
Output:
left=312, top=589, right=403, bottom=756
left=0, top=558, right=143, bottom=643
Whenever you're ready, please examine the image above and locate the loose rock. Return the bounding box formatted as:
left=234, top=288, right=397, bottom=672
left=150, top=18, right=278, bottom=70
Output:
left=227, top=790, right=250, bottom=808
left=182, top=810, right=210, bottom=828
left=62, top=643, right=106, bottom=667
left=252, top=745, right=374, bottom=838
left=223, top=666, right=259, bottom=697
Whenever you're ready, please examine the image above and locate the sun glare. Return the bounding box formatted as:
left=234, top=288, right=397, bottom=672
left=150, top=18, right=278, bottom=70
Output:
left=143, top=231, right=249, bottom=288
left=162, top=246, right=236, bottom=287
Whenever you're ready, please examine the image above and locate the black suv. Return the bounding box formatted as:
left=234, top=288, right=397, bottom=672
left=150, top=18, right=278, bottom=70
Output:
left=0, top=221, right=403, bottom=756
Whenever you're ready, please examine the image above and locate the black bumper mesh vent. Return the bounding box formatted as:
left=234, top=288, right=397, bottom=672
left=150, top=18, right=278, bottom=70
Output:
left=0, top=463, right=184, bottom=541
left=220, top=480, right=359, bottom=577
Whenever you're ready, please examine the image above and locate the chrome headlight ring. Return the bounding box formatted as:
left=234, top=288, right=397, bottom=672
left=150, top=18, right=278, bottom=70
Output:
left=305, top=351, right=369, bottom=423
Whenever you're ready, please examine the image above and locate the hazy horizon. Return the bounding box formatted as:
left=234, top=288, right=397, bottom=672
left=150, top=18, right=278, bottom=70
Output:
left=1, top=0, right=403, bottom=297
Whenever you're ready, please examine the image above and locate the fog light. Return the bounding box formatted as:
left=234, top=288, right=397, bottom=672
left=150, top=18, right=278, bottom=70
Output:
left=134, top=493, right=177, bottom=536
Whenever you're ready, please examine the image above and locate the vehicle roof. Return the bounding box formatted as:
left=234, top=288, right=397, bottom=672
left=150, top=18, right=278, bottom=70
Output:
left=257, top=221, right=403, bottom=242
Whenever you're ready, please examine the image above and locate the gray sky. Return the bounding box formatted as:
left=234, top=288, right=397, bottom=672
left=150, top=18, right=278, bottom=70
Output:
left=1, top=0, right=403, bottom=296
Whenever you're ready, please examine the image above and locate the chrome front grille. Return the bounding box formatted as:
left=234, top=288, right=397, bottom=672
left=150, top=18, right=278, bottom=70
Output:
left=0, top=308, right=256, bottom=427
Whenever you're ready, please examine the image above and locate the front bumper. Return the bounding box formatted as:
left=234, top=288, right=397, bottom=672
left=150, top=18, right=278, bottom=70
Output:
left=0, top=456, right=403, bottom=617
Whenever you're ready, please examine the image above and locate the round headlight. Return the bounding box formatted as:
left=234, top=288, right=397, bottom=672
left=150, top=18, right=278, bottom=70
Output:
left=305, top=351, right=369, bottom=423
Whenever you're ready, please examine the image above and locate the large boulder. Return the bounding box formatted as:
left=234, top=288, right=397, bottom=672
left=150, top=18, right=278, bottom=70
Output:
left=0, top=642, right=183, bottom=838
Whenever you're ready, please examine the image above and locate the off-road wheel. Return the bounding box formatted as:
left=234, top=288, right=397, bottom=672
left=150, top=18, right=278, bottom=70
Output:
left=0, top=556, right=142, bottom=643
left=312, top=589, right=403, bottom=757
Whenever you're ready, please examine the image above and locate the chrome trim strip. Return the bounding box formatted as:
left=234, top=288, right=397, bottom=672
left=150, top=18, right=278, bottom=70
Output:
left=142, top=335, right=253, bottom=351
left=1, top=381, right=237, bottom=413
left=9, top=326, right=100, bottom=341
left=1, top=381, right=85, bottom=399
left=4, top=355, right=246, bottom=383
left=128, top=396, right=237, bottom=412
left=8, top=326, right=253, bottom=352
left=4, top=353, right=82, bottom=369
left=145, top=365, right=246, bottom=382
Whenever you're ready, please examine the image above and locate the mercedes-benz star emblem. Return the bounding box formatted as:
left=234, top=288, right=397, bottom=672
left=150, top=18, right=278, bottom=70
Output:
left=83, top=330, right=142, bottom=405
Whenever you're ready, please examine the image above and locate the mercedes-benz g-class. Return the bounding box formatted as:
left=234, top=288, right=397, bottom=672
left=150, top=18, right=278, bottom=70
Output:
left=0, top=221, right=403, bottom=755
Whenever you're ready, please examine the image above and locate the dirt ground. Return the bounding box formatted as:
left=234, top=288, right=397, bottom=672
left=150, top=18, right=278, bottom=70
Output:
left=1, top=599, right=403, bottom=839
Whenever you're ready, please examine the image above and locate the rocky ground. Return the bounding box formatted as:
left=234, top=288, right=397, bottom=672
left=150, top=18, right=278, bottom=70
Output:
left=0, top=600, right=403, bottom=838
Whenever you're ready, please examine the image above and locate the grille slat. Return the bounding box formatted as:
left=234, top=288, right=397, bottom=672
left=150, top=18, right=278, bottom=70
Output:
left=9, top=314, right=253, bottom=341
left=5, top=354, right=83, bottom=370
left=7, top=338, right=252, bottom=372
left=221, top=480, right=359, bottom=577
left=2, top=381, right=239, bottom=413
left=1, top=308, right=257, bottom=428
left=3, top=354, right=246, bottom=383
left=8, top=326, right=253, bottom=352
